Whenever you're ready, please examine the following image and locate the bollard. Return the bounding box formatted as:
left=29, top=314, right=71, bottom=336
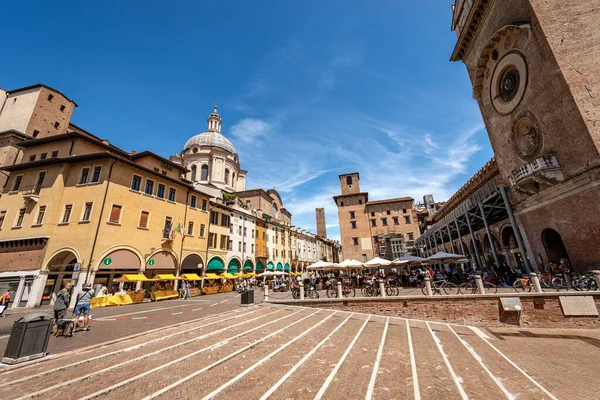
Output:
left=591, top=270, right=600, bottom=291
left=379, top=280, right=387, bottom=297
left=474, top=275, right=485, bottom=294
left=424, top=276, right=433, bottom=296
left=530, top=272, right=543, bottom=293
left=264, top=284, right=269, bottom=302
left=337, top=282, right=343, bottom=298
left=299, top=284, right=305, bottom=300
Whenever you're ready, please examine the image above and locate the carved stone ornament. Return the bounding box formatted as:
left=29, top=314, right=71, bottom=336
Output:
left=512, top=111, right=542, bottom=160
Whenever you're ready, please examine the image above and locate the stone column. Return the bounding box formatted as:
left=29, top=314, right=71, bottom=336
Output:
left=530, top=272, right=542, bottom=293
left=26, top=270, right=48, bottom=308
left=424, top=276, right=433, bottom=296
left=499, top=186, right=532, bottom=274
left=464, top=211, right=483, bottom=271
left=478, top=201, right=501, bottom=268
left=337, top=281, right=343, bottom=298
left=264, top=284, right=269, bottom=302
left=379, top=280, right=386, bottom=297
left=474, top=275, right=485, bottom=294
left=11, top=276, right=27, bottom=309
left=299, top=284, right=304, bottom=300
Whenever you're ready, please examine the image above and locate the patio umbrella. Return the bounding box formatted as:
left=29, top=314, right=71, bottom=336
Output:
left=363, top=257, right=392, bottom=268
left=335, top=259, right=364, bottom=270
left=392, top=255, right=427, bottom=267
left=306, top=260, right=334, bottom=270
left=426, top=251, right=467, bottom=264
left=257, top=271, right=289, bottom=277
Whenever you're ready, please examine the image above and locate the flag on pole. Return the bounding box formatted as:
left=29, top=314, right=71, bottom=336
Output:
left=175, top=222, right=186, bottom=238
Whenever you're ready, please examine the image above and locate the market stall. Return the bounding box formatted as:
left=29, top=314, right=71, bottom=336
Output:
left=202, top=273, right=225, bottom=295
left=150, top=274, right=179, bottom=301
left=179, top=273, right=203, bottom=297
left=91, top=274, right=147, bottom=308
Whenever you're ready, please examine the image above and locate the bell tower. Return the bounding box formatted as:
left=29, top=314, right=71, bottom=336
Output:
left=450, top=1, right=600, bottom=271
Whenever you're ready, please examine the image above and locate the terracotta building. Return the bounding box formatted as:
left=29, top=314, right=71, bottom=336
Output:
left=334, top=172, right=420, bottom=261
left=444, top=0, right=600, bottom=272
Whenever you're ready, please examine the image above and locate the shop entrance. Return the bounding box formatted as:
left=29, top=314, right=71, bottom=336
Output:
left=44, top=250, right=78, bottom=305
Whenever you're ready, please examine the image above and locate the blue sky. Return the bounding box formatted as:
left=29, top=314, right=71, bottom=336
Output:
left=1, top=1, right=493, bottom=241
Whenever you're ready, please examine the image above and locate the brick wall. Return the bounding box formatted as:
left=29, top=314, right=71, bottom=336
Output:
left=288, top=295, right=600, bottom=329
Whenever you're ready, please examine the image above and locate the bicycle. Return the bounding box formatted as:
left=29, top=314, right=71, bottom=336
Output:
left=459, top=278, right=497, bottom=294
left=326, top=280, right=356, bottom=298
left=292, top=283, right=319, bottom=299
left=421, top=279, right=459, bottom=295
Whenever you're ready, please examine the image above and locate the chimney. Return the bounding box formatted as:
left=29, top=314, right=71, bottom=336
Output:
left=131, top=150, right=137, bottom=155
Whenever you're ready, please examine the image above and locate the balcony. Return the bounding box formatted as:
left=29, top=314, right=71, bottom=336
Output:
left=22, top=184, right=42, bottom=202
left=509, top=154, right=564, bottom=195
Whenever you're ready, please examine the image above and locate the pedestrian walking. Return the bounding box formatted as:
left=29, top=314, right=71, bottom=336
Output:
left=0, top=288, right=13, bottom=317
left=184, top=281, right=191, bottom=300
left=73, top=284, right=93, bottom=332
left=54, top=282, right=72, bottom=320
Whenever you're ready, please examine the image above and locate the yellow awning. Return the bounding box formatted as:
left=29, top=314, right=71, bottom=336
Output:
left=203, top=273, right=221, bottom=280
left=156, top=274, right=178, bottom=280
left=219, top=273, right=237, bottom=279
left=245, top=272, right=257, bottom=277
left=180, top=273, right=203, bottom=281
left=114, top=274, right=150, bottom=282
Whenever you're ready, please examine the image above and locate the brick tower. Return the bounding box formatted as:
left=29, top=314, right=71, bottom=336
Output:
left=316, top=208, right=327, bottom=237
left=451, top=1, right=600, bottom=270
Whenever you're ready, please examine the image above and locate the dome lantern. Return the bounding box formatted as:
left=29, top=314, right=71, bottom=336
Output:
left=207, top=101, right=222, bottom=133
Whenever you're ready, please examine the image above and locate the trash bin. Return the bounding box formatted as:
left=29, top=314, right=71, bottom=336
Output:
left=2, top=312, right=52, bottom=365
left=240, top=289, right=254, bottom=306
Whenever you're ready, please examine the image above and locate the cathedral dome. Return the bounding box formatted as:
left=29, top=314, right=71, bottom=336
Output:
left=183, top=131, right=237, bottom=155
left=183, top=103, right=237, bottom=155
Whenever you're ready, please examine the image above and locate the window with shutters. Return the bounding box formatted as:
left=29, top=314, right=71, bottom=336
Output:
left=139, top=211, right=149, bottom=229
left=220, top=235, right=228, bottom=250
left=91, top=166, right=102, bottom=183
left=168, top=187, right=176, bottom=202
left=35, top=205, right=46, bottom=225
left=108, top=204, right=122, bottom=224
left=61, top=204, right=72, bottom=224
left=81, top=202, right=93, bottom=222
left=187, top=221, right=194, bottom=236
left=157, top=184, right=165, bottom=199
left=199, top=224, right=205, bottom=237
left=15, top=208, right=26, bottom=227
left=201, top=199, right=207, bottom=211
left=80, top=168, right=90, bottom=185
left=190, top=195, right=197, bottom=208
left=208, top=233, right=215, bottom=248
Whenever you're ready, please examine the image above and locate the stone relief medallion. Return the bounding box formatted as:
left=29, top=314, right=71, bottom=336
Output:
left=490, top=51, right=528, bottom=115
left=512, top=111, right=542, bottom=160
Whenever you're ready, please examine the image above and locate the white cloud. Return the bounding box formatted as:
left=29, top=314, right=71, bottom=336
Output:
left=230, top=118, right=274, bottom=145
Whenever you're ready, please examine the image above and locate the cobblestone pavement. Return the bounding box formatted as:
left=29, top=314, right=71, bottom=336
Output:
left=1, top=302, right=598, bottom=399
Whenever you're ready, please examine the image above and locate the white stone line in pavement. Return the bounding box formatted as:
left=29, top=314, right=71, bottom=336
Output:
left=478, top=331, right=559, bottom=400
left=365, top=317, right=389, bottom=400
left=80, top=308, right=308, bottom=400
left=469, top=326, right=492, bottom=341
left=0, top=307, right=253, bottom=384
left=0, top=307, right=251, bottom=377
left=313, top=316, right=371, bottom=400
left=142, top=309, right=325, bottom=400
left=0, top=335, right=9, bottom=340
left=0, top=307, right=254, bottom=388
left=96, top=303, right=194, bottom=319
left=201, top=311, right=340, bottom=400
left=425, top=322, right=469, bottom=400
left=259, top=313, right=355, bottom=400
left=445, top=325, right=515, bottom=400
left=171, top=312, right=183, bottom=315
left=405, top=320, right=421, bottom=400
left=13, top=307, right=284, bottom=399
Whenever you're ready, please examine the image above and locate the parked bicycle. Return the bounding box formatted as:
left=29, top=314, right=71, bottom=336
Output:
left=421, top=279, right=459, bottom=295
left=326, top=280, right=356, bottom=298
left=291, top=282, right=319, bottom=299
left=459, top=277, right=497, bottom=294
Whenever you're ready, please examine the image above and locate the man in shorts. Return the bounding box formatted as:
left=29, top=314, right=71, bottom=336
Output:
left=73, top=284, right=93, bottom=331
